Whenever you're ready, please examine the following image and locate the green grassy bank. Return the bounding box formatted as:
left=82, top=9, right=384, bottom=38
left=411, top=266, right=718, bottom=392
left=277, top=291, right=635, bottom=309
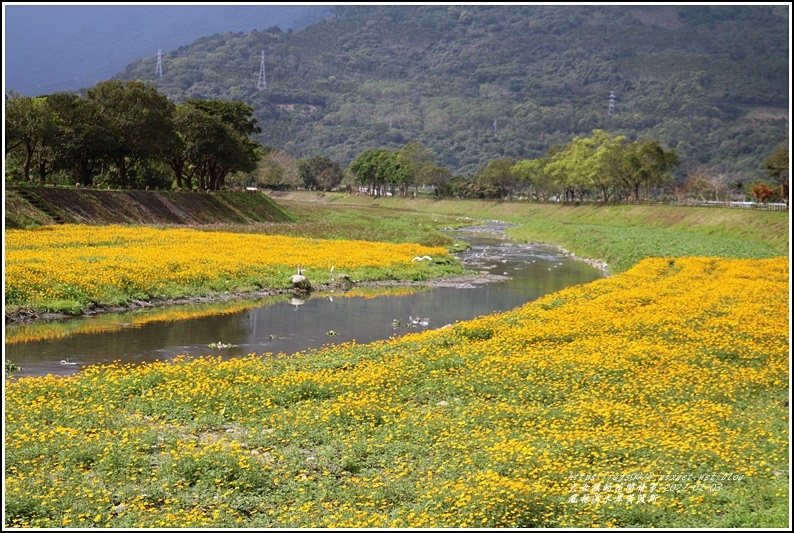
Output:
left=271, top=192, right=789, bottom=274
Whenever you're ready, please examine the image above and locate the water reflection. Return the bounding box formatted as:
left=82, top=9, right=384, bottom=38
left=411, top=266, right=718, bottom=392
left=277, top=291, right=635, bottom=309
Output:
left=5, top=225, right=603, bottom=379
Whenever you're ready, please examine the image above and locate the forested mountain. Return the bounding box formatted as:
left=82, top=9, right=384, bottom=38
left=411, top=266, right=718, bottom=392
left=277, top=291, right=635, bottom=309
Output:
left=98, top=6, right=791, bottom=179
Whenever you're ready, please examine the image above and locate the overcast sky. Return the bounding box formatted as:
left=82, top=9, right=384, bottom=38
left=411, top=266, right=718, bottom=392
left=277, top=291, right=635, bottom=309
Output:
left=3, top=3, right=329, bottom=95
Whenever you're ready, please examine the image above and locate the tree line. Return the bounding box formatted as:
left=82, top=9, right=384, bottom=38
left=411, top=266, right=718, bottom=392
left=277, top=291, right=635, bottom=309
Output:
left=5, top=82, right=788, bottom=204
left=239, top=130, right=787, bottom=204
left=6, top=81, right=260, bottom=191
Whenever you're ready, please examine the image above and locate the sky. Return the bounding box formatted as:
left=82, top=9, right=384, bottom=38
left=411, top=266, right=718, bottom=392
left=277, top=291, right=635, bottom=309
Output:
left=3, top=2, right=329, bottom=95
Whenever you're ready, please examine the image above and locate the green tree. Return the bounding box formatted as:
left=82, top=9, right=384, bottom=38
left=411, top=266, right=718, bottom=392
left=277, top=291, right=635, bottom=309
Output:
left=86, top=80, right=177, bottom=188
left=186, top=99, right=262, bottom=138
left=397, top=142, right=438, bottom=194
left=380, top=151, right=411, bottom=196
left=348, top=148, right=393, bottom=197
left=297, top=155, right=344, bottom=191
left=764, top=141, right=789, bottom=203
left=45, top=93, right=107, bottom=186
left=477, top=158, right=517, bottom=200
left=5, top=92, right=59, bottom=182
left=605, top=138, right=679, bottom=201
left=170, top=100, right=261, bottom=190
left=512, top=157, right=556, bottom=202
left=163, top=104, right=198, bottom=190
left=546, top=130, right=623, bottom=202
left=631, top=139, right=680, bottom=200
left=424, top=165, right=453, bottom=196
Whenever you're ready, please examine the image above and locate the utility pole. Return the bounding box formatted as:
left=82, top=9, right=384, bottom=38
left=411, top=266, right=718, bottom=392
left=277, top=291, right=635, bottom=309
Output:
left=156, top=49, right=163, bottom=78
left=257, top=51, right=267, bottom=89
left=493, top=119, right=498, bottom=137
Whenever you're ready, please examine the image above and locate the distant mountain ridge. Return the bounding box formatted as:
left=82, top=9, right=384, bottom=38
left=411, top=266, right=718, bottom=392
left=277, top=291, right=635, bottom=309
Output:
left=10, top=4, right=790, bottom=180
left=3, top=4, right=331, bottom=95
left=112, top=4, right=788, bottom=179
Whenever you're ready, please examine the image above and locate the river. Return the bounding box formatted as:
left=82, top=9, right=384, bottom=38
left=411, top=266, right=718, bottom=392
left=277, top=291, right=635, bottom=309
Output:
left=5, top=223, right=604, bottom=379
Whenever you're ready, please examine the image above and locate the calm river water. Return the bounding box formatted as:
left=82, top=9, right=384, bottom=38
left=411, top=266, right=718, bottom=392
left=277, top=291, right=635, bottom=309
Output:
left=5, top=223, right=603, bottom=379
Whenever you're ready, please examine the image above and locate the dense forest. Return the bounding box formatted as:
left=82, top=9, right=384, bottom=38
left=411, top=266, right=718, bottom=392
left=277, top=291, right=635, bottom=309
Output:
left=110, top=5, right=788, bottom=180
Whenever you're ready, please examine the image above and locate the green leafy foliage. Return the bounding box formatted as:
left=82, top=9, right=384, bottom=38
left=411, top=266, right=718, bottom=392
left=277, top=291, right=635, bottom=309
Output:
left=297, top=155, right=344, bottom=191
left=5, top=87, right=262, bottom=191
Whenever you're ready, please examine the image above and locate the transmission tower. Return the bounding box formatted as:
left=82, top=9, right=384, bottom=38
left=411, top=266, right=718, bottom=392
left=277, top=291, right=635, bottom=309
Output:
left=156, top=49, right=163, bottom=78
left=257, top=51, right=267, bottom=89
left=608, top=91, right=615, bottom=116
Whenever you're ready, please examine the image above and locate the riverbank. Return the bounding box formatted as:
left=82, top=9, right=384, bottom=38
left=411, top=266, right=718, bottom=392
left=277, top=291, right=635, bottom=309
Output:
left=4, top=270, right=515, bottom=326
left=5, top=218, right=608, bottom=326
left=5, top=223, right=468, bottom=325
left=273, top=192, right=789, bottom=273
left=7, top=229, right=606, bottom=381
left=440, top=219, right=611, bottom=276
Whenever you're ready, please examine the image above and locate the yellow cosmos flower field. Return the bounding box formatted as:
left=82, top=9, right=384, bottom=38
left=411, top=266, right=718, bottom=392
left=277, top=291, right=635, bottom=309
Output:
left=4, top=256, right=789, bottom=528
left=4, top=224, right=454, bottom=312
